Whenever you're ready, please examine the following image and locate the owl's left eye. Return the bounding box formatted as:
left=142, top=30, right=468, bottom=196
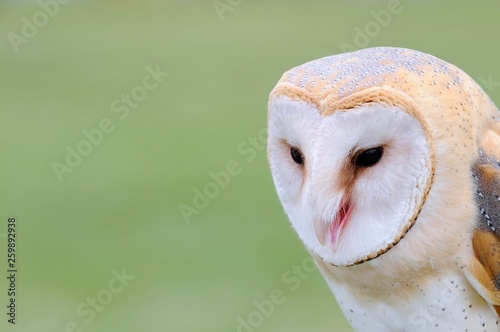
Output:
left=355, top=146, right=383, bottom=167
left=290, top=147, right=304, bottom=165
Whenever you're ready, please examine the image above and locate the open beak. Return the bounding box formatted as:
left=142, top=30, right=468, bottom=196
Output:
left=315, top=198, right=353, bottom=250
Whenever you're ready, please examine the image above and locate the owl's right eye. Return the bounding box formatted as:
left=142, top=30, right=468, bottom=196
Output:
left=290, top=147, right=304, bottom=165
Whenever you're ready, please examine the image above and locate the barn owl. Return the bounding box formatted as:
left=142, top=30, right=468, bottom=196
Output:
left=267, top=47, right=500, bottom=331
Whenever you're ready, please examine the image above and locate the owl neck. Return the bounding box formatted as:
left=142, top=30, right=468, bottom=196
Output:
left=311, top=250, right=465, bottom=293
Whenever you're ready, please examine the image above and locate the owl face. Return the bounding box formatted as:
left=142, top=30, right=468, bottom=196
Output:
left=268, top=97, right=434, bottom=266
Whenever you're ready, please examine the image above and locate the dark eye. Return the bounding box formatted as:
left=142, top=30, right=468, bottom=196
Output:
left=355, top=147, right=383, bottom=167
left=290, top=147, right=304, bottom=165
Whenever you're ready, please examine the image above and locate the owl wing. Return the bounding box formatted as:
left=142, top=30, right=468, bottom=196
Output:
left=466, top=127, right=500, bottom=315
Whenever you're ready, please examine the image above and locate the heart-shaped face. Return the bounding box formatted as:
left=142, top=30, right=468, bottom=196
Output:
left=268, top=96, right=433, bottom=266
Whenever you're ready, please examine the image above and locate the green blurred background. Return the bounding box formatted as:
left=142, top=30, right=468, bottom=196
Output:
left=1, top=0, right=500, bottom=331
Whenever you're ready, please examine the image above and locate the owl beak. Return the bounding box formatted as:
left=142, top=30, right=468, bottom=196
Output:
left=315, top=198, right=353, bottom=251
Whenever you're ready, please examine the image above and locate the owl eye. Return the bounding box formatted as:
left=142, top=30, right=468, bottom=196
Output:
left=290, top=147, right=304, bottom=165
left=355, top=147, right=383, bottom=167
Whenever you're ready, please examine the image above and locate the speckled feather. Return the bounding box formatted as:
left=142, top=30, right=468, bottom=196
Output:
left=272, top=48, right=499, bottom=135
left=474, top=151, right=500, bottom=235
left=470, top=129, right=500, bottom=314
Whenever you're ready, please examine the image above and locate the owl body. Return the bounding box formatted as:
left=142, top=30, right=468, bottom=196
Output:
left=267, top=48, right=500, bottom=331
left=317, top=259, right=498, bottom=331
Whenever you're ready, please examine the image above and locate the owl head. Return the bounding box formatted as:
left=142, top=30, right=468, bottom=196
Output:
left=268, top=47, right=499, bottom=268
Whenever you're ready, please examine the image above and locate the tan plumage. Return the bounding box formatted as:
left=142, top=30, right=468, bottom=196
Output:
left=469, top=129, right=500, bottom=315
left=267, top=47, right=500, bottom=331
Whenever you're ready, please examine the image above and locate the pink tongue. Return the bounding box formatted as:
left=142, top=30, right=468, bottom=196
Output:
left=330, top=203, right=351, bottom=247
